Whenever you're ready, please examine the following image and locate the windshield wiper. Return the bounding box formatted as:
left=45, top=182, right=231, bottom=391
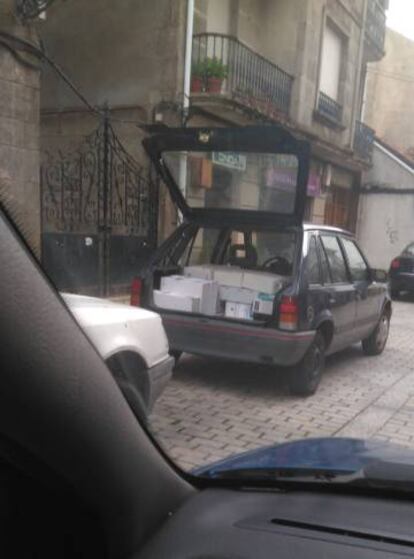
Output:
left=204, top=462, right=414, bottom=495
left=202, top=466, right=358, bottom=484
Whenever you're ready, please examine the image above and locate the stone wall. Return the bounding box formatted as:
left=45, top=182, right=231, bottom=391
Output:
left=40, top=0, right=186, bottom=115
left=0, top=1, right=41, bottom=255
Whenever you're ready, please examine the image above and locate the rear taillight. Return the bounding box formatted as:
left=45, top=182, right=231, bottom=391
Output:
left=391, top=259, right=400, bottom=269
left=278, top=296, right=299, bottom=331
left=130, top=277, right=142, bottom=306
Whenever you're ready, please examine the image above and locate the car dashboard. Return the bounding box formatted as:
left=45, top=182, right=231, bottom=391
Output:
left=136, top=488, right=414, bottom=558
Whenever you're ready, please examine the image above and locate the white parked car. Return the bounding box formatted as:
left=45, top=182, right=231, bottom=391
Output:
left=62, top=293, right=173, bottom=421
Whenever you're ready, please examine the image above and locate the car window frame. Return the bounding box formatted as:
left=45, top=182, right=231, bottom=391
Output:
left=319, top=233, right=352, bottom=285
left=338, top=236, right=371, bottom=283
left=306, top=233, right=323, bottom=286
left=403, top=242, right=414, bottom=256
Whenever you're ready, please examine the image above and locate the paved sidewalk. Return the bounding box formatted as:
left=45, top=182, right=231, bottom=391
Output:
left=150, top=300, right=414, bottom=470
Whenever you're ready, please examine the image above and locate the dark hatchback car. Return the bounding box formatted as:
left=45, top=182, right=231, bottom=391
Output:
left=132, top=126, right=391, bottom=395
left=389, top=243, right=414, bottom=298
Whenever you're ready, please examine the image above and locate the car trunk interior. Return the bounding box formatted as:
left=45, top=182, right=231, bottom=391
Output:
left=148, top=225, right=297, bottom=324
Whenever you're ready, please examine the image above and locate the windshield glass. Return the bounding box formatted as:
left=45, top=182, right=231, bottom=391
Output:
left=5, top=0, right=414, bottom=491
left=162, top=151, right=299, bottom=213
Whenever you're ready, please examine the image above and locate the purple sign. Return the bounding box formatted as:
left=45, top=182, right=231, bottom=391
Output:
left=307, top=172, right=321, bottom=197
left=265, top=167, right=298, bottom=192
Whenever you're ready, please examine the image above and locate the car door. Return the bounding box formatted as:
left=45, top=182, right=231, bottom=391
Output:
left=340, top=236, right=383, bottom=340
left=319, top=233, right=357, bottom=352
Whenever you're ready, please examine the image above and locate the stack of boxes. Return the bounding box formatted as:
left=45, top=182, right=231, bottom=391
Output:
left=154, top=276, right=219, bottom=315
left=153, top=265, right=287, bottom=320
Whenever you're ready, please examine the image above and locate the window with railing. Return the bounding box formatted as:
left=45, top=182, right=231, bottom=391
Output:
left=191, top=33, right=294, bottom=116
left=365, top=0, right=386, bottom=54
left=317, top=92, right=343, bottom=124
left=316, top=22, right=344, bottom=125
left=354, top=121, right=375, bottom=161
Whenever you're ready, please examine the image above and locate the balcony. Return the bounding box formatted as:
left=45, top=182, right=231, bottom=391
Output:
left=354, top=121, right=375, bottom=161
left=191, top=33, right=294, bottom=119
left=365, top=0, right=386, bottom=59
left=315, top=92, right=343, bottom=126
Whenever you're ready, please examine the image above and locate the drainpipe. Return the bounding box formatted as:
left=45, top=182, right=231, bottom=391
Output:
left=178, top=0, right=194, bottom=208
left=183, top=0, right=194, bottom=125
left=350, top=0, right=368, bottom=149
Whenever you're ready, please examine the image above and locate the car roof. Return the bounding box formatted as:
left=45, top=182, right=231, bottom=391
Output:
left=302, top=223, right=353, bottom=236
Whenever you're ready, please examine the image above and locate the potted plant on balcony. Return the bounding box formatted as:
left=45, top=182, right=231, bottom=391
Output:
left=191, top=60, right=206, bottom=93
left=191, top=57, right=228, bottom=94
left=206, top=57, right=228, bottom=93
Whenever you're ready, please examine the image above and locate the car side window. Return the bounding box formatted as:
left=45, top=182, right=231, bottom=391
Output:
left=317, top=237, right=332, bottom=284
left=320, top=235, right=349, bottom=283
left=341, top=237, right=369, bottom=282
left=307, top=235, right=321, bottom=284
left=403, top=243, right=414, bottom=256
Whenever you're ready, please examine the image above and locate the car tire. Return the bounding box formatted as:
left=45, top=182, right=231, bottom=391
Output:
left=362, top=310, right=390, bottom=356
left=288, top=331, right=325, bottom=397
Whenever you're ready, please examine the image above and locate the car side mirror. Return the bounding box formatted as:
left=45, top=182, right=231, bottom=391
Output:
left=371, top=268, right=388, bottom=283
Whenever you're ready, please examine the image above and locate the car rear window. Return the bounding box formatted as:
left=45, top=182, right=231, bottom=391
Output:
left=162, top=151, right=299, bottom=215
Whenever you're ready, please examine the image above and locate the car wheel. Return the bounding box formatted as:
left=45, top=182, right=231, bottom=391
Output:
left=362, top=310, right=390, bottom=356
left=288, top=331, right=325, bottom=397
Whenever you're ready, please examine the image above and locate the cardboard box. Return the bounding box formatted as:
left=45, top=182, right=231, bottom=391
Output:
left=225, top=301, right=252, bottom=320
left=219, top=285, right=256, bottom=305
left=153, top=290, right=200, bottom=313
left=184, top=266, right=215, bottom=280
left=253, top=292, right=275, bottom=315
left=160, top=275, right=218, bottom=316
left=242, top=270, right=284, bottom=294
left=214, top=267, right=243, bottom=287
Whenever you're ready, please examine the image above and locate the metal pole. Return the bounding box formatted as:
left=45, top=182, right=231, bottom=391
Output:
left=183, top=0, right=194, bottom=124
left=178, top=0, right=194, bottom=219
left=102, top=108, right=110, bottom=297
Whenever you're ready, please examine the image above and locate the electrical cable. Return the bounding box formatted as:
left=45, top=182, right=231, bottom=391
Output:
left=0, top=38, right=39, bottom=70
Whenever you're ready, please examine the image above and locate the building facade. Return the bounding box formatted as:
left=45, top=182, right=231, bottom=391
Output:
left=358, top=139, right=414, bottom=269
left=188, top=0, right=386, bottom=231
left=364, top=28, right=414, bottom=160
left=37, top=0, right=387, bottom=292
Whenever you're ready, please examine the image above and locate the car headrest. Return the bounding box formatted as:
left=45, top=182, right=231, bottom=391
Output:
left=228, top=244, right=258, bottom=267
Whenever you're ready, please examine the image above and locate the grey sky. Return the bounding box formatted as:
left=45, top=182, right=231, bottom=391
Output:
left=387, top=0, right=414, bottom=41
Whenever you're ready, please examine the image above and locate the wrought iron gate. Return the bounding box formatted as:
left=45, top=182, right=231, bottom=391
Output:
left=41, top=116, right=158, bottom=296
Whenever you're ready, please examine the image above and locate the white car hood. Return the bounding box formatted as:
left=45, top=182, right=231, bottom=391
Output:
left=62, top=293, right=169, bottom=367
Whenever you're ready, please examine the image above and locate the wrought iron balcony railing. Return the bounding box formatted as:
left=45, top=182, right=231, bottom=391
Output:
left=192, top=33, right=294, bottom=117
left=354, top=120, right=375, bottom=161
left=15, top=0, right=58, bottom=20
left=317, top=91, right=343, bottom=124
left=365, top=0, right=386, bottom=55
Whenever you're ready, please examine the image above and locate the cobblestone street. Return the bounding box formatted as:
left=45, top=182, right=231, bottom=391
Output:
left=150, top=300, right=414, bottom=470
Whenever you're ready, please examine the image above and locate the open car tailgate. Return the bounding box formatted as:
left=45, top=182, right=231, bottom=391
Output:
left=142, top=125, right=310, bottom=227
